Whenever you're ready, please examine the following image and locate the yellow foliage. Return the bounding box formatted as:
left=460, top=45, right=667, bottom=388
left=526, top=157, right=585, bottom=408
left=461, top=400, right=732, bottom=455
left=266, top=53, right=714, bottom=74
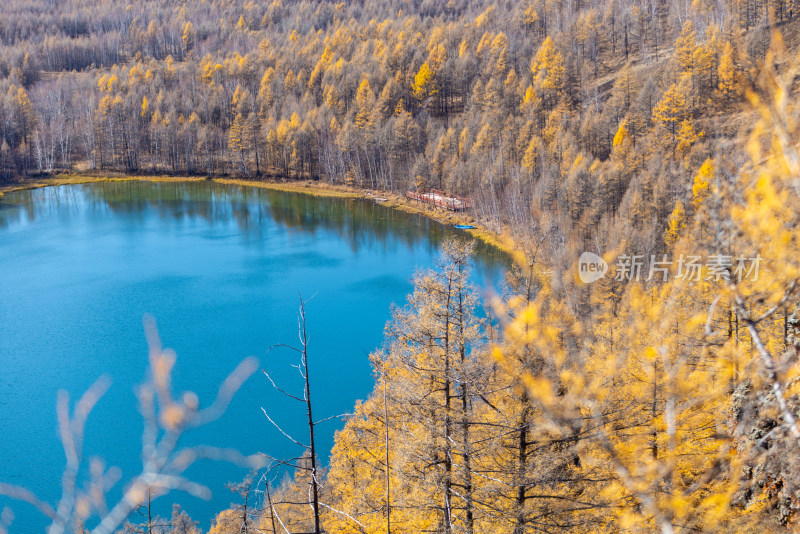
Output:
left=208, top=509, right=240, bottom=534
left=181, top=21, right=195, bottom=51
left=613, top=121, right=630, bottom=147
left=458, top=38, right=469, bottom=57
left=428, top=43, right=447, bottom=71
left=652, top=82, right=689, bottom=145
left=692, top=158, right=714, bottom=207
left=530, top=36, right=564, bottom=107
left=522, top=135, right=541, bottom=173
left=412, top=61, right=437, bottom=101
left=474, top=5, right=495, bottom=28
left=231, top=85, right=248, bottom=109
left=523, top=4, right=539, bottom=26
left=675, top=21, right=697, bottom=74
left=355, top=78, right=375, bottom=128
left=675, top=118, right=700, bottom=155
left=665, top=200, right=686, bottom=248
left=717, top=41, right=737, bottom=99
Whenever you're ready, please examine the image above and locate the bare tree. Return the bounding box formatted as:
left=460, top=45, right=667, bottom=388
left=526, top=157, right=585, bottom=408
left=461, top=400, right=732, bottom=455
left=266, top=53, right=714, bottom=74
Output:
left=261, top=297, right=324, bottom=534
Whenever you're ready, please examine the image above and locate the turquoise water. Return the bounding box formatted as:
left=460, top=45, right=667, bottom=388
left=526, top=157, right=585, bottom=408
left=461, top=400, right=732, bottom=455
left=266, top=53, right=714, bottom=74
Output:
left=0, top=181, right=507, bottom=532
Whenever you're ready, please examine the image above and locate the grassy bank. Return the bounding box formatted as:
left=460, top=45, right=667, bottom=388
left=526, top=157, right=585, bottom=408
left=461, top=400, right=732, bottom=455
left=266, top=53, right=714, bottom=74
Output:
left=214, top=177, right=362, bottom=198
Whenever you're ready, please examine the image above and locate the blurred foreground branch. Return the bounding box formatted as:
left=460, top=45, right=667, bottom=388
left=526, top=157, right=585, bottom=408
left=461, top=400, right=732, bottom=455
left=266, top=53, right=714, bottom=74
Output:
left=0, top=316, right=262, bottom=534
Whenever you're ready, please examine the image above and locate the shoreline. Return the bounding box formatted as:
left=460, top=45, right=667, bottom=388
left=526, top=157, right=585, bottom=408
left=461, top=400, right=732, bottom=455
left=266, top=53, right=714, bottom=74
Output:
left=0, top=174, right=520, bottom=262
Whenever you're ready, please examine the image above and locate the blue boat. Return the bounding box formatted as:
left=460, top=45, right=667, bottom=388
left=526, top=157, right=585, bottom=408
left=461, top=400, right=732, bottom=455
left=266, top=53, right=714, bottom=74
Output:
left=454, top=224, right=476, bottom=230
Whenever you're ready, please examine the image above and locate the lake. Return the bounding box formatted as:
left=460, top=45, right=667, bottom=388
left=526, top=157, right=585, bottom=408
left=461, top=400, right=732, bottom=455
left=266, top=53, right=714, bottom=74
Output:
left=0, top=180, right=508, bottom=532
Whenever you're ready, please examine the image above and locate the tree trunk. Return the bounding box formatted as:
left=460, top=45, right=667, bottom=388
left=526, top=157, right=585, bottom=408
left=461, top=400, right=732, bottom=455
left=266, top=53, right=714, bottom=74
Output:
left=299, top=301, right=322, bottom=534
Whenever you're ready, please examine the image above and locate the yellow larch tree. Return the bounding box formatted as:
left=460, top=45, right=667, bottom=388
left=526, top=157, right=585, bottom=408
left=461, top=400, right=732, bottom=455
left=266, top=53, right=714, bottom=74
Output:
left=354, top=78, right=376, bottom=129
left=717, top=41, right=737, bottom=102
left=13, top=86, right=36, bottom=146
left=181, top=21, right=195, bottom=52
left=692, top=158, right=714, bottom=207
left=228, top=112, right=248, bottom=172
left=652, top=80, right=693, bottom=152
left=675, top=21, right=697, bottom=75
left=493, top=264, right=738, bottom=533
left=675, top=118, right=700, bottom=157
left=531, top=36, right=564, bottom=110
left=258, top=67, right=276, bottom=115
left=664, top=199, right=686, bottom=248
left=488, top=30, right=800, bottom=534
left=412, top=61, right=438, bottom=104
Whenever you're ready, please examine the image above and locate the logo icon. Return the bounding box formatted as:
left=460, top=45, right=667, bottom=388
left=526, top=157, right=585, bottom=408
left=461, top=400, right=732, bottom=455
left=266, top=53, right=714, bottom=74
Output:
left=578, top=252, right=608, bottom=284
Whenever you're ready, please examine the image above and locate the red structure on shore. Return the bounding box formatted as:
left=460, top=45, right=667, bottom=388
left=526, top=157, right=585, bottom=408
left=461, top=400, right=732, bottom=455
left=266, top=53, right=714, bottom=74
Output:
left=405, top=189, right=473, bottom=211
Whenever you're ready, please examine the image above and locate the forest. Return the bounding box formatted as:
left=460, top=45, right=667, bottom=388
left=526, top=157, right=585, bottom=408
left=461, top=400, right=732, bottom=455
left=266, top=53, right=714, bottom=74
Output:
left=3, top=0, right=800, bottom=532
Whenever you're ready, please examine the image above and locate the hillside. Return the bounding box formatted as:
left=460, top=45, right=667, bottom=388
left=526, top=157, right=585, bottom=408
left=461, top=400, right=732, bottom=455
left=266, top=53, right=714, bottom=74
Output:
left=3, top=1, right=800, bottom=532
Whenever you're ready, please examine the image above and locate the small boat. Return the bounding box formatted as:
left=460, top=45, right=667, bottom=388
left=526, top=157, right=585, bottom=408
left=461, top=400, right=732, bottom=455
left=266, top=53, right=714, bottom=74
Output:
left=453, top=224, right=476, bottom=230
